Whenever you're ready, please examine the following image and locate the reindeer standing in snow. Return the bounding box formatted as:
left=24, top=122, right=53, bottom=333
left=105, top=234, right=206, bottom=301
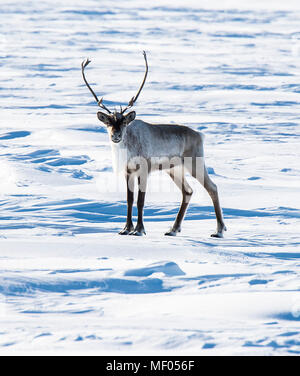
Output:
left=81, top=52, right=226, bottom=238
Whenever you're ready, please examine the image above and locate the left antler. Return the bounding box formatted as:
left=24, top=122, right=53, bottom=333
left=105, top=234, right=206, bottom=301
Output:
left=81, top=58, right=112, bottom=114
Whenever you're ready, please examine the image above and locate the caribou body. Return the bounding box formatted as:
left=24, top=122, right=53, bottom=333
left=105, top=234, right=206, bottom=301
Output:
left=81, top=52, right=227, bottom=238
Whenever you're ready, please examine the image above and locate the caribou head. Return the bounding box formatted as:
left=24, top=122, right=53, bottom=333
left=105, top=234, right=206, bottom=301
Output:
left=81, top=51, right=148, bottom=143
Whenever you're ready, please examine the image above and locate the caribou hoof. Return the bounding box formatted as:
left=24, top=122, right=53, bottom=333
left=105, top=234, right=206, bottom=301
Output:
left=130, top=230, right=146, bottom=236
left=211, top=232, right=224, bottom=238
left=119, top=229, right=131, bottom=235
left=129, top=226, right=146, bottom=236
left=211, top=225, right=227, bottom=238
left=119, top=226, right=134, bottom=235
left=165, top=231, right=177, bottom=236
left=165, top=228, right=181, bottom=236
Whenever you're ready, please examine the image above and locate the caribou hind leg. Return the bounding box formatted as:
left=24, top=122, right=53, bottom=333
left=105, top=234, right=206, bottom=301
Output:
left=185, top=160, right=226, bottom=238
left=165, top=166, right=193, bottom=236
left=203, top=169, right=227, bottom=238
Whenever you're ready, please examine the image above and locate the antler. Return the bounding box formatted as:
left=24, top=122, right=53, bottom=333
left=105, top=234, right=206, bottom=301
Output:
left=81, top=58, right=111, bottom=114
left=121, top=51, right=148, bottom=114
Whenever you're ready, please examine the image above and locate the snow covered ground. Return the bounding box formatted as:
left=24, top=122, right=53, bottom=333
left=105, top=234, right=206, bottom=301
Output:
left=0, top=0, right=300, bottom=355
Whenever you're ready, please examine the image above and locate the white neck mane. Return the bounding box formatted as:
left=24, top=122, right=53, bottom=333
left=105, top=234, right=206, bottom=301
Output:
left=110, top=139, right=128, bottom=175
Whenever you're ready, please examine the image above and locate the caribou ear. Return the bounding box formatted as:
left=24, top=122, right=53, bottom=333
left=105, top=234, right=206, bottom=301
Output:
left=124, top=111, right=136, bottom=125
left=97, top=111, right=111, bottom=126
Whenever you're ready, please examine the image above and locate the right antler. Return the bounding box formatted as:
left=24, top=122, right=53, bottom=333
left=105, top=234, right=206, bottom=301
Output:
left=81, top=58, right=112, bottom=114
left=121, top=51, right=148, bottom=114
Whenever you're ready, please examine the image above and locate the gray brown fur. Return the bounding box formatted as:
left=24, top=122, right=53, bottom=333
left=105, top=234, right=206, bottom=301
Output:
left=98, top=113, right=227, bottom=238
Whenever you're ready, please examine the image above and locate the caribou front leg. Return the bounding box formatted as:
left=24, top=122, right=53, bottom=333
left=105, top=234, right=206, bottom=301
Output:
left=119, top=171, right=134, bottom=235
left=130, top=174, right=147, bottom=236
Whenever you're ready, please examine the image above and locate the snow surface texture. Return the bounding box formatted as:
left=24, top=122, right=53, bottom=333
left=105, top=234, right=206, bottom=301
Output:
left=0, top=0, right=300, bottom=355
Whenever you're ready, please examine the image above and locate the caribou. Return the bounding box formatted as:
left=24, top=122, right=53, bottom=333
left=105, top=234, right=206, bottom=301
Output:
left=81, top=52, right=226, bottom=238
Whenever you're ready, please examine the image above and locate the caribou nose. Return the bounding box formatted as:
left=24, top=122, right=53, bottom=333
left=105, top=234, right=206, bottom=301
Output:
left=112, top=135, right=121, bottom=143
